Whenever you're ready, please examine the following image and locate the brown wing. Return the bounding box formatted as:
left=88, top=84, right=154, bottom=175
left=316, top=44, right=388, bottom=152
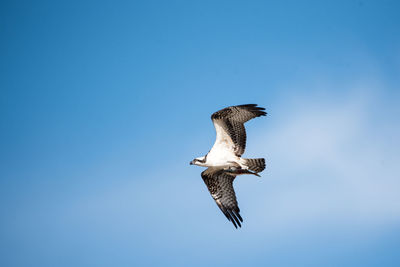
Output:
left=211, top=104, right=266, bottom=157
left=201, top=168, right=243, bottom=228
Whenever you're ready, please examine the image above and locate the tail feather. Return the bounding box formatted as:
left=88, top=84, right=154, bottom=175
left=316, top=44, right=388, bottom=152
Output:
left=243, top=158, right=266, bottom=173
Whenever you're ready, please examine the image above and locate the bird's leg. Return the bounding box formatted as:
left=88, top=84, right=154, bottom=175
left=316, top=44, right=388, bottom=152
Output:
left=225, top=161, right=241, bottom=172
left=236, top=169, right=260, bottom=177
left=225, top=162, right=260, bottom=177
left=224, top=166, right=238, bottom=173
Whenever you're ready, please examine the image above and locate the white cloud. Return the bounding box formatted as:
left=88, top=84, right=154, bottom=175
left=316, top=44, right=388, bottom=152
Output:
left=243, top=84, right=400, bottom=232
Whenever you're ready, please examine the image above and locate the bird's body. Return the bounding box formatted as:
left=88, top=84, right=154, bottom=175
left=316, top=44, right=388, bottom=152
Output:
left=190, top=104, right=267, bottom=228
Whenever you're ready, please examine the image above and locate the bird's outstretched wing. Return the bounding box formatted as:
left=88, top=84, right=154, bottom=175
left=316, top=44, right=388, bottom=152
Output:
left=210, top=104, right=266, bottom=157
left=201, top=168, right=243, bottom=228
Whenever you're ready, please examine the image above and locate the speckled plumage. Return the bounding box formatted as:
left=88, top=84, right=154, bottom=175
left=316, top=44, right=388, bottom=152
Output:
left=211, top=104, right=266, bottom=156
left=201, top=168, right=242, bottom=228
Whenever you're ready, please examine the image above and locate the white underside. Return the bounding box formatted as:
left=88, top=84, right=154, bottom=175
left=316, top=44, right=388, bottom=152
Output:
left=199, top=121, right=247, bottom=168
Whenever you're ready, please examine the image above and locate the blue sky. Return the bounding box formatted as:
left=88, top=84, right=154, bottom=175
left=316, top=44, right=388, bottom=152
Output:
left=1, top=0, right=400, bottom=266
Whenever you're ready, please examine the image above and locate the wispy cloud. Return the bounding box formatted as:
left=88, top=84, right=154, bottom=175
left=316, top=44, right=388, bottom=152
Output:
left=244, top=81, right=400, bottom=232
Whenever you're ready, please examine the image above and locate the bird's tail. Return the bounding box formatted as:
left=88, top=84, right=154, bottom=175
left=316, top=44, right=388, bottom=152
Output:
left=242, top=158, right=266, bottom=173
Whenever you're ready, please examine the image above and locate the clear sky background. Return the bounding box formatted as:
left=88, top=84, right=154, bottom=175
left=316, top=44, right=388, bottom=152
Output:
left=1, top=0, right=400, bottom=266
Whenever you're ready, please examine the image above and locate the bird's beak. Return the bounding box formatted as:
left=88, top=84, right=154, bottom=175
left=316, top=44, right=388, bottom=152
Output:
left=190, top=160, right=194, bottom=165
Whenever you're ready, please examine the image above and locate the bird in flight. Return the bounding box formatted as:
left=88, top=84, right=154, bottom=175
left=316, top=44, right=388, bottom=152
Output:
left=190, top=104, right=267, bottom=228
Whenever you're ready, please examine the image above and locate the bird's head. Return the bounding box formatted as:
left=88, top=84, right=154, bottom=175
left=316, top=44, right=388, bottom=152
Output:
left=190, top=156, right=206, bottom=166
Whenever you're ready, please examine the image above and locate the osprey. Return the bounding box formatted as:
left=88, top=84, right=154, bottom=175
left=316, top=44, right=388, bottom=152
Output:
left=190, top=104, right=267, bottom=228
